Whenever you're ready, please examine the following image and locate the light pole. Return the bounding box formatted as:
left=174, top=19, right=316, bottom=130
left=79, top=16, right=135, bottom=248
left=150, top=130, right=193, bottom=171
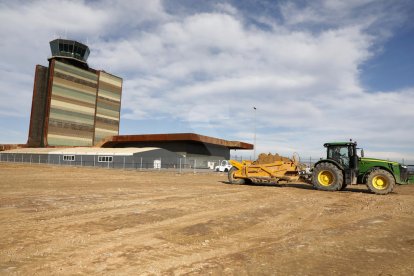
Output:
left=253, top=106, right=257, bottom=161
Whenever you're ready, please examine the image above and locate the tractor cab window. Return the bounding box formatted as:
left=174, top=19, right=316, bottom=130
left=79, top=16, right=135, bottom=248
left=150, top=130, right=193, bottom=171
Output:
left=328, top=146, right=350, bottom=168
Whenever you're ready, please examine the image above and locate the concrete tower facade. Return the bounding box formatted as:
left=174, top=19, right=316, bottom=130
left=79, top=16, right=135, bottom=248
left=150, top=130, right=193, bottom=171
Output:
left=28, top=39, right=122, bottom=147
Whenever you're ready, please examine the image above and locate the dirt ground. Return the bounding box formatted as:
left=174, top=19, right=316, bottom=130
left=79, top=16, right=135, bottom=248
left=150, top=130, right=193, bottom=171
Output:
left=1, top=163, right=414, bottom=275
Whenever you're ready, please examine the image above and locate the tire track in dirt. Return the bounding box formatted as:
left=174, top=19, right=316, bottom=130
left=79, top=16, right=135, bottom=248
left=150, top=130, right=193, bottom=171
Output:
left=0, top=189, right=262, bottom=266
left=23, top=202, right=316, bottom=274
left=4, top=197, right=290, bottom=273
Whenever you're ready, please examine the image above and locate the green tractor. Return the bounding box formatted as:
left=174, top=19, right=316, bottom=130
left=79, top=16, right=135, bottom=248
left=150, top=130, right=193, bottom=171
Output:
left=312, top=141, right=414, bottom=194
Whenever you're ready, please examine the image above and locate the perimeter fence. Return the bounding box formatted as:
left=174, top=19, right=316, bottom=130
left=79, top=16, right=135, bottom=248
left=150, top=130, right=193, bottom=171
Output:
left=1, top=152, right=413, bottom=173
left=0, top=152, right=226, bottom=173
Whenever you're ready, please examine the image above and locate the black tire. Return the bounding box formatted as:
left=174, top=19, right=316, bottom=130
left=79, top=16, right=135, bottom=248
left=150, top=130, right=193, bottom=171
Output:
left=312, top=162, right=343, bottom=191
left=224, top=168, right=229, bottom=172
left=228, top=167, right=245, bottom=185
left=340, top=182, right=348, bottom=191
left=366, top=169, right=395, bottom=195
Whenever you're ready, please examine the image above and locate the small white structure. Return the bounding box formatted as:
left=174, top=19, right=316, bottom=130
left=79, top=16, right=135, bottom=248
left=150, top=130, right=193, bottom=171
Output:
left=153, top=159, right=161, bottom=169
left=207, top=161, right=216, bottom=170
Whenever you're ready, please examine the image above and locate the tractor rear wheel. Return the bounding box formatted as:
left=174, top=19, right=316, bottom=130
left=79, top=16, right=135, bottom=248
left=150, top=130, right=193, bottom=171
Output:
left=366, top=169, right=395, bottom=195
left=228, top=167, right=245, bottom=185
left=312, top=162, right=343, bottom=191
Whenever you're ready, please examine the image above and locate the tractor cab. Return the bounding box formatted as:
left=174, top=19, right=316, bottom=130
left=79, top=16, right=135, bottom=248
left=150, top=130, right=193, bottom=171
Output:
left=324, top=141, right=359, bottom=170
left=323, top=141, right=360, bottom=186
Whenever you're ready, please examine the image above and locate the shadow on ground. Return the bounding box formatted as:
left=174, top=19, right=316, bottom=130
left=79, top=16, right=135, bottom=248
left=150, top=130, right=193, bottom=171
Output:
left=221, top=181, right=373, bottom=194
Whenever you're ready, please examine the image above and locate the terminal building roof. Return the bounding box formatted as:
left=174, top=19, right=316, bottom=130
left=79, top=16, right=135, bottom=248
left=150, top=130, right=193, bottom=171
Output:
left=96, top=133, right=254, bottom=150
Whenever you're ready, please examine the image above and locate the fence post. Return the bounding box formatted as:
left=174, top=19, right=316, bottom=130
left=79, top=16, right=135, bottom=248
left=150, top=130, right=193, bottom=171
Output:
left=123, top=156, right=125, bottom=170
left=140, top=157, right=143, bottom=171
left=30, top=154, right=32, bottom=165
left=179, top=158, right=182, bottom=174
left=194, top=159, right=196, bottom=174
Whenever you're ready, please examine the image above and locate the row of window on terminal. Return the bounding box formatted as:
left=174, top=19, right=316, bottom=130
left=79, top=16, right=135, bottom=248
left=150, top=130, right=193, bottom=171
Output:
left=62, top=155, right=113, bottom=162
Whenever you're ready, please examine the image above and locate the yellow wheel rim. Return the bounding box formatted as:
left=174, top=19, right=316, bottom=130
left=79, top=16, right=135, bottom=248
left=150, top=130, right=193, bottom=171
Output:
left=318, top=170, right=334, bottom=186
left=372, top=175, right=388, bottom=190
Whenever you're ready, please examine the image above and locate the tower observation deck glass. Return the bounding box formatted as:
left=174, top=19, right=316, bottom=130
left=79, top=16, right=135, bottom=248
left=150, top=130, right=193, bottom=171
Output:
left=49, top=39, right=90, bottom=62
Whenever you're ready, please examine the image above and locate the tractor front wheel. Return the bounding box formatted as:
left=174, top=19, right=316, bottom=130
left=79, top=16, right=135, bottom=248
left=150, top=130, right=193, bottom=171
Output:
left=366, top=169, right=395, bottom=195
left=228, top=167, right=245, bottom=185
left=312, top=162, right=343, bottom=191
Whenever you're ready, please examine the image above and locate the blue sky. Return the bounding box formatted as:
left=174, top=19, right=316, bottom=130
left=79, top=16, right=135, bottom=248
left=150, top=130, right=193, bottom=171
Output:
left=0, top=0, right=413, bottom=161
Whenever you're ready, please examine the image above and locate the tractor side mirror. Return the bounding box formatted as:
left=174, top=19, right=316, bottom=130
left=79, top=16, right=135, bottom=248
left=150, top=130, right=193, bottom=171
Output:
left=361, top=149, right=364, bottom=157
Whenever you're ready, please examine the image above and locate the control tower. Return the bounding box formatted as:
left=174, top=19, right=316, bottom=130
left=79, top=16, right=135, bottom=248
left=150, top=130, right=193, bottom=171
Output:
left=27, top=39, right=123, bottom=147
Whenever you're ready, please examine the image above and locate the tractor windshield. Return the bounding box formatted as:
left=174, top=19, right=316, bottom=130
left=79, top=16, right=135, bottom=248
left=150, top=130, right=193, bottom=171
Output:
left=327, top=146, right=350, bottom=168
